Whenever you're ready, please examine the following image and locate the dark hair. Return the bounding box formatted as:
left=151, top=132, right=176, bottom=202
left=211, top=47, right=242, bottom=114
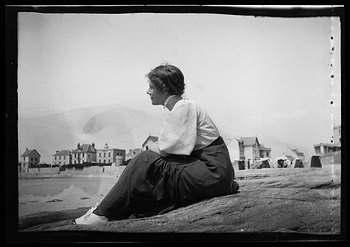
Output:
left=146, top=64, right=185, bottom=95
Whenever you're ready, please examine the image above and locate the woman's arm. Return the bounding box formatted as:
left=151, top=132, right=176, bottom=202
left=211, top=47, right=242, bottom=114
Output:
left=148, top=141, right=170, bottom=157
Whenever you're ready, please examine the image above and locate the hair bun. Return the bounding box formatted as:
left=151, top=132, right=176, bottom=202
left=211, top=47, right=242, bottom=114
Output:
left=147, top=64, right=185, bottom=95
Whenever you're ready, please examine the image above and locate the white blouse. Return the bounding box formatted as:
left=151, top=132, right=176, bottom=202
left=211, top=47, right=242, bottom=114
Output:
left=158, top=98, right=220, bottom=156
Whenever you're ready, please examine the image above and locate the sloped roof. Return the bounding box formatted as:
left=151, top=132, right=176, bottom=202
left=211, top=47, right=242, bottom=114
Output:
left=72, top=144, right=96, bottom=153
left=237, top=137, right=272, bottom=152
left=52, top=150, right=71, bottom=156
left=238, top=137, right=259, bottom=146
left=142, top=135, right=159, bottom=147
left=259, top=145, right=271, bottom=151
left=21, top=149, right=41, bottom=157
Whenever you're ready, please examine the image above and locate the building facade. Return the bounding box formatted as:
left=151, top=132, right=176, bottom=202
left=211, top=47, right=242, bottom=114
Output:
left=142, top=135, right=159, bottom=151
left=314, top=125, right=341, bottom=155
left=20, top=148, right=41, bottom=173
left=314, top=143, right=341, bottom=155
left=71, top=143, right=97, bottom=164
left=96, top=143, right=126, bottom=165
left=237, top=136, right=271, bottom=169
left=333, top=125, right=341, bottom=144
left=51, top=150, right=72, bottom=167
left=126, top=148, right=143, bottom=161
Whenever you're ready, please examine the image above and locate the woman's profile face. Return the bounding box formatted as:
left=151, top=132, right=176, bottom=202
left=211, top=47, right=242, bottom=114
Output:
left=146, top=81, right=168, bottom=106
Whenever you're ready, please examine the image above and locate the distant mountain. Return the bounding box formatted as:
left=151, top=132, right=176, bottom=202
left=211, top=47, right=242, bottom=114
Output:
left=18, top=100, right=168, bottom=163
left=18, top=99, right=314, bottom=164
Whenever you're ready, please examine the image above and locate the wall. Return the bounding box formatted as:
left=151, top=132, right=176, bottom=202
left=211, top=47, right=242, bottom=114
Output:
left=18, top=165, right=127, bottom=177
left=333, top=126, right=341, bottom=144
left=51, top=155, right=71, bottom=166
left=319, top=151, right=341, bottom=166
left=244, top=146, right=253, bottom=160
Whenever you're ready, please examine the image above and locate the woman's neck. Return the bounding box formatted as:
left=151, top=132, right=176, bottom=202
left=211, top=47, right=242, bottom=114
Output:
left=164, top=95, right=183, bottom=111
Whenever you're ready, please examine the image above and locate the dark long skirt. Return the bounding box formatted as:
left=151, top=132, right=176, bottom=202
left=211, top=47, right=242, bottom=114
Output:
left=94, top=136, right=239, bottom=220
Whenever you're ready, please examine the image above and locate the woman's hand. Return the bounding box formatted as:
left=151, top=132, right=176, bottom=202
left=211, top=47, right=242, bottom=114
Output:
left=148, top=141, right=169, bottom=157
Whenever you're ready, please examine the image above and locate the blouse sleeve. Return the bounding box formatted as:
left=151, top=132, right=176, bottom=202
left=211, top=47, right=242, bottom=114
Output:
left=158, top=101, right=197, bottom=155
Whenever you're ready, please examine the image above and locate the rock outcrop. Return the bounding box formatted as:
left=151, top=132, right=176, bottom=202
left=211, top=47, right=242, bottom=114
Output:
left=18, top=166, right=341, bottom=241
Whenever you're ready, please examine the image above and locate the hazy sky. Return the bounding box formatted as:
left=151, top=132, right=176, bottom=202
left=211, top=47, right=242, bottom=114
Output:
left=18, top=11, right=341, bottom=153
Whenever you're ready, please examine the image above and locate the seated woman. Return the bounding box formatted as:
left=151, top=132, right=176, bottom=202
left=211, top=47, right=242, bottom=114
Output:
left=74, top=64, right=239, bottom=224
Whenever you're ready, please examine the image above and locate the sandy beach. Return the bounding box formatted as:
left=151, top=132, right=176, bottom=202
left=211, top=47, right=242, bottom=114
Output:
left=14, top=163, right=343, bottom=243
left=18, top=165, right=341, bottom=219
left=18, top=174, right=119, bottom=217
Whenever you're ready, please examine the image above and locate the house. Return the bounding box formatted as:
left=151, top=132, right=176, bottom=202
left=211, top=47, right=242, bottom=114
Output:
left=71, top=143, right=97, bottom=164
left=142, top=135, right=159, bottom=151
left=313, top=125, right=341, bottom=166
left=259, top=144, right=271, bottom=159
left=51, top=150, right=71, bottom=167
left=126, top=148, right=143, bottom=161
left=313, top=142, right=341, bottom=165
left=96, top=143, right=126, bottom=165
left=20, top=148, right=40, bottom=173
left=314, top=143, right=341, bottom=155
left=314, top=125, right=341, bottom=155
left=237, top=136, right=271, bottom=169
left=333, top=125, right=341, bottom=144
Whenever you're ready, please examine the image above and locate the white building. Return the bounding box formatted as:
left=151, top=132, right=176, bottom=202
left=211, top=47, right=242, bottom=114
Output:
left=96, top=143, right=126, bottom=165
left=51, top=150, right=71, bottom=167
left=20, top=148, right=41, bottom=173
